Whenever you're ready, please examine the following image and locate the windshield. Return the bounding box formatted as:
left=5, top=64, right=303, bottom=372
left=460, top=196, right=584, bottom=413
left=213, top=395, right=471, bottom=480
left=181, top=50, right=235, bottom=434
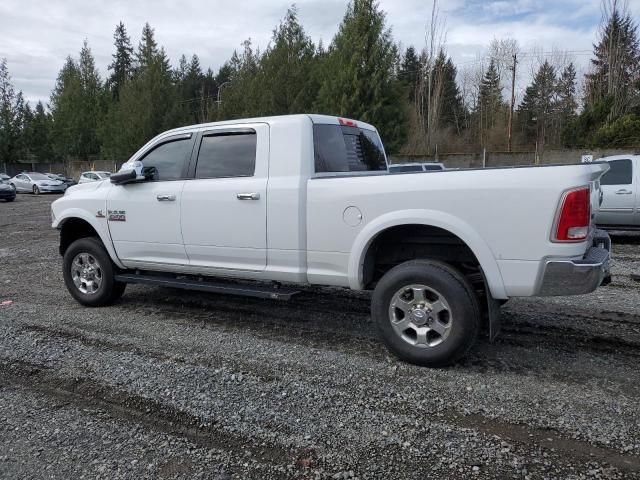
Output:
left=28, top=173, right=50, bottom=181
left=97, top=172, right=111, bottom=178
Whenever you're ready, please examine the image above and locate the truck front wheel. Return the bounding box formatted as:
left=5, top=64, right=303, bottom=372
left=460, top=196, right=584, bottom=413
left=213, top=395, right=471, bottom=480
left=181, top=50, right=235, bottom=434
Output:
left=62, top=237, right=126, bottom=307
left=371, top=260, right=479, bottom=367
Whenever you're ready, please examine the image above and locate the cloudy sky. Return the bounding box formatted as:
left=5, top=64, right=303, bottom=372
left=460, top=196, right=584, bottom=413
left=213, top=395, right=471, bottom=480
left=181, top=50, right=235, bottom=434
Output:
left=1, top=0, right=639, bottom=105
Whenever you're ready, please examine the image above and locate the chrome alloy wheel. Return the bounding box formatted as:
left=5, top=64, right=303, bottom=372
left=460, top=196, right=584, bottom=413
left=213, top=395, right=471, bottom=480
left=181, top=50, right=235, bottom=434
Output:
left=388, top=284, right=452, bottom=348
left=71, top=253, right=103, bottom=295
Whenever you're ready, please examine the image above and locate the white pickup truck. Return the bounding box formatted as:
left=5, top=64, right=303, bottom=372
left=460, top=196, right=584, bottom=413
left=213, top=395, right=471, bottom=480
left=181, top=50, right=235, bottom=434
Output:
left=51, top=114, right=612, bottom=366
left=595, top=154, right=639, bottom=230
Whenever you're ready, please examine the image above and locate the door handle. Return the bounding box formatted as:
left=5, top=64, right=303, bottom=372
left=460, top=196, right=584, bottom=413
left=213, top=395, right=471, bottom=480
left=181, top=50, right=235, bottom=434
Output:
left=236, top=192, right=260, bottom=200
left=156, top=194, right=176, bottom=201
left=615, top=189, right=632, bottom=194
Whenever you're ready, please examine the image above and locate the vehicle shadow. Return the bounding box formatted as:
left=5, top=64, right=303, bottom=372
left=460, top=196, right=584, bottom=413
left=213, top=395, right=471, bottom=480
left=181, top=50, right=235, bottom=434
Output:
left=609, top=231, right=640, bottom=245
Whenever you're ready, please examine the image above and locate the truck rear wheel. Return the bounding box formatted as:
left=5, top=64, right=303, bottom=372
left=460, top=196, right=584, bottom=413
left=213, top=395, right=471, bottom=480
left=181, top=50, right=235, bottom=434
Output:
left=371, top=260, right=479, bottom=367
left=62, top=237, right=126, bottom=307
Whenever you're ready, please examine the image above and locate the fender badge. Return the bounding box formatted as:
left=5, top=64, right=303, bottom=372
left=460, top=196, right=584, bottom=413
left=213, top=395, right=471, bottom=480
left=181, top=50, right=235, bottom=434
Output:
left=107, top=210, right=126, bottom=222
left=96, top=210, right=105, bottom=218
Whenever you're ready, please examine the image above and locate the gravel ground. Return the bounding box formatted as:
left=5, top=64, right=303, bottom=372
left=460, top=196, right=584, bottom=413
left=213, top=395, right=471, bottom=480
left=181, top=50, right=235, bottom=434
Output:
left=1, top=194, right=639, bottom=479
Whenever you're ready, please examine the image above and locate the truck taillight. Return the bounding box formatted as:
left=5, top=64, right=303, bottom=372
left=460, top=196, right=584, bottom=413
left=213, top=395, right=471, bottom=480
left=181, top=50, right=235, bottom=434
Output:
left=554, top=187, right=590, bottom=242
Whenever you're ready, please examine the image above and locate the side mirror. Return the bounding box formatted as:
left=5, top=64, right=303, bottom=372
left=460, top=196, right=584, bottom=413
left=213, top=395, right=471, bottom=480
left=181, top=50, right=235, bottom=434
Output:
left=110, top=169, right=138, bottom=185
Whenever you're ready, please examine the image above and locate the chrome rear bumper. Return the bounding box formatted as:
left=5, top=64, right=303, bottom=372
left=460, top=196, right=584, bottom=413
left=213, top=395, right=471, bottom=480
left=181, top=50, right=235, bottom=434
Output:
left=537, top=230, right=611, bottom=296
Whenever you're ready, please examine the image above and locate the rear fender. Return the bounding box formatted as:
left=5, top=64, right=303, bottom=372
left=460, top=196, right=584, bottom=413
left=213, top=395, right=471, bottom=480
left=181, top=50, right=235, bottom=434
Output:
left=348, top=209, right=508, bottom=299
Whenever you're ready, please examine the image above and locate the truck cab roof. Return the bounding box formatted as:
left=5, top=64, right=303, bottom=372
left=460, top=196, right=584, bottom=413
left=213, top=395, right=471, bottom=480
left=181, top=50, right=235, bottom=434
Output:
left=161, top=114, right=377, bottom=137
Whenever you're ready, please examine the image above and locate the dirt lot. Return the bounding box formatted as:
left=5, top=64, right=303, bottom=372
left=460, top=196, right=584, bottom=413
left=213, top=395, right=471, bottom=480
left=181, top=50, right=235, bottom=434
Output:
left=1, top=194, right=639, bottom=479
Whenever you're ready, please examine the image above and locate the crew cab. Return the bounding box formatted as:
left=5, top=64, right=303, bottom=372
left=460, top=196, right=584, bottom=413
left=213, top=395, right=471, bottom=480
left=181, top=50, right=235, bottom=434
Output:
left=595, top=154, right=639, bottom=230
left=51, top=115, right=611, bottom=366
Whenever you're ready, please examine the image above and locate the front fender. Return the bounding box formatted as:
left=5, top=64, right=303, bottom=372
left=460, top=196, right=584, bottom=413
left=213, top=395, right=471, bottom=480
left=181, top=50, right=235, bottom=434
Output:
left=347, top=209, right=507, bottom=299
left=53, top=208, right=125, bottom=269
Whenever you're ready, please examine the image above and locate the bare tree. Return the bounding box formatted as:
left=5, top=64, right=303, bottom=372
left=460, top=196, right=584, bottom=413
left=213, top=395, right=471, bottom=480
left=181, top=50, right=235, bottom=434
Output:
left=417, top=0, right=447, bottom=153
left=488, top=37, right=520, bottom=93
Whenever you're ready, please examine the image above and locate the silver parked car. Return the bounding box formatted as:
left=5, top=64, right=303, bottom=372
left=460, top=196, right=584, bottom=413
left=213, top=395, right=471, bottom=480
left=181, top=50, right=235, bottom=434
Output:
left=78, top=171, right=111, bottom=184
left=10, top=172, right=67, bottom=194
left=595, top=155, right=639, bottom=231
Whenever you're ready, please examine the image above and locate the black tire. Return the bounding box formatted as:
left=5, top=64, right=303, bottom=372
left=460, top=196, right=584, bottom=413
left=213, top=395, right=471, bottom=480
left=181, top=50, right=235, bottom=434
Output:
left=6, top=197, right=14, bottom=202
left=371, top=260, right=480, bottom=367
left=33, top=185, right=40, bottom=195
left=62, top=237, right=127, bottom=307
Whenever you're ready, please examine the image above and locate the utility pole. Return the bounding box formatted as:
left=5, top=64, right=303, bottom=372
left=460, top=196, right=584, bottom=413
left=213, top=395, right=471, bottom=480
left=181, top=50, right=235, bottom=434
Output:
left=507, top=53, right=517, bottom=152
left=216, top=81, right=231, bottom=106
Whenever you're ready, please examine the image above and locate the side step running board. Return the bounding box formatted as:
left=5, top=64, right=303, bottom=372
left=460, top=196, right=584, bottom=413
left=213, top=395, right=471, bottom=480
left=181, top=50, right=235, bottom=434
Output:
left=114, top=273, right=300, bottom=300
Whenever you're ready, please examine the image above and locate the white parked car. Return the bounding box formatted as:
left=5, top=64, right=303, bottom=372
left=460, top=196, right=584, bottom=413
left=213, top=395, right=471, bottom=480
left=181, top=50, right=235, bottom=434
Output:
left=10, top=172, right=67, bottom=194
left=78, top=171, right=111, bottom=184
left=594, top=155, right=639, bottom=231
left=51, top=115, right=611, bottom=366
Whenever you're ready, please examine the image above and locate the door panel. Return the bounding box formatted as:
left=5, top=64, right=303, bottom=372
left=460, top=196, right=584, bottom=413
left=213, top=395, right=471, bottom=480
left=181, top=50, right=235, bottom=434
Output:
left=597, top=159, right=636, bottom=227
left=107, top=181, right=188, bottom=264
left=14, top=175, right=28, bottom=192
left=106, top=133, right=195, bottom=265
left=181, top=124, right=269, bottom=271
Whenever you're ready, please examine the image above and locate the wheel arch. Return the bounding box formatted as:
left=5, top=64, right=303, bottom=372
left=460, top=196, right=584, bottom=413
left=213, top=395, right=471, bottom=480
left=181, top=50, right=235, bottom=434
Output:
left=55, top=210, right=124, bottom=269
left=347, top=210, right=507, bottom=299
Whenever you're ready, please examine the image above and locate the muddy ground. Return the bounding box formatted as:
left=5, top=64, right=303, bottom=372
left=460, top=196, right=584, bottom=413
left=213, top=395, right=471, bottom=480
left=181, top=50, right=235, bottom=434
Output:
left=1, top=194, right=639, bottom=479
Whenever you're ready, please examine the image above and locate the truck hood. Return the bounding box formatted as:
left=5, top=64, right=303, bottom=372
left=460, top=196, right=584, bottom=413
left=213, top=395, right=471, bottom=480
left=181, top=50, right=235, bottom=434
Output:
left=63, top=180, right=105, bottom=196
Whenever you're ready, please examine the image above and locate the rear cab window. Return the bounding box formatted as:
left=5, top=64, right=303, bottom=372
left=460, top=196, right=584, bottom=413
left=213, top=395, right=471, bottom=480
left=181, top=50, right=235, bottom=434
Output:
left=313, top=123, right=387, bottom=174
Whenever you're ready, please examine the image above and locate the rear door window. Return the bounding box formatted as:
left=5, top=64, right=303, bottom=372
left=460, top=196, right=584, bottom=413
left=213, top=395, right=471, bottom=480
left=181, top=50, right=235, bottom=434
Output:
left=313, top=124, right=386, bottom=173
left=195, top=131, right=257, bottom=179
left=601, top=159, right=633, bottom=185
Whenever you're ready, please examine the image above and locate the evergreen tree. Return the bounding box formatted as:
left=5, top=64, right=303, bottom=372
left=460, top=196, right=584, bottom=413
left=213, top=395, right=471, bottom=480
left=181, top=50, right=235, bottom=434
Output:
left=182, top=54, right=206, bottom=123
left=436, top=53, right=464, bottom=132
left=399, top=46, right=421, bottom=100
left=136, top=23, right=160, bottom=71
left=107, top=22, right=134, bottom=100
left=25, top=101, right=53, bottom=161
left=100, top=24, right=181, bottom=160
left=50, top=56, right=83, bottom=159
left=12, top=92, right=29, bottom=160
left=566, top=1, right=640, bottom=147
left=556, top=63, right=577, bottom=145
left=584, top=2, right=640, bottom=114
left=77, top=40, right=104, bottom=158
left=50, top=41, right=105, bottom=160
left=517, top=60, right=556, bottom=146
left=218, top=40, right=262, bottom=119
left=257, top=6, right=318, bottom=115
left=315, top=0, right=406, bottom=152
left=0, top=58, right=20, bottom=163
left=474, top=59, right=505, bottom=143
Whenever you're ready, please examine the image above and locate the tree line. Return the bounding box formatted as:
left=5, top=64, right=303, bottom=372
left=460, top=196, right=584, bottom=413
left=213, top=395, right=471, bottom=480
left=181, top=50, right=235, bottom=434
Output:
left=0, top=0, right=639, bottom=166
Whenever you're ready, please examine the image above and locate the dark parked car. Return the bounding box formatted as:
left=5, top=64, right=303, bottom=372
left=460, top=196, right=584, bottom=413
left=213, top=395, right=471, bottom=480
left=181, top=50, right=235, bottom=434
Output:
left=0, top=178, right=16, bottom=202
left=46, top=173, right=77, bottom=187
